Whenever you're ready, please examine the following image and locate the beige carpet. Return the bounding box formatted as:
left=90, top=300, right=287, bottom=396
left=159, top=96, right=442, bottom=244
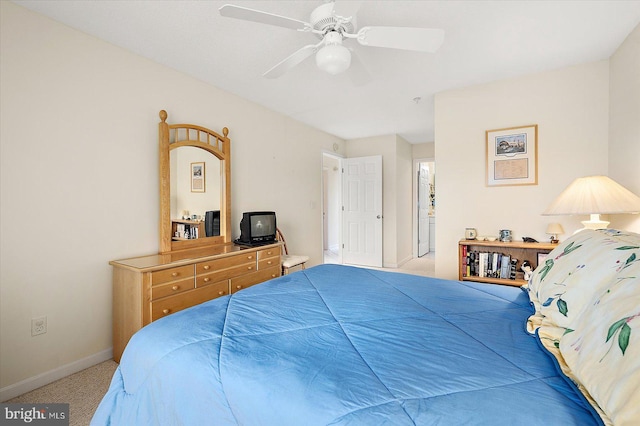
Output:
left=324, top=251, right=436, bottom=277
left=7, top=360, right=118, bottom=426
left=395, top=253, right=436, bottom=277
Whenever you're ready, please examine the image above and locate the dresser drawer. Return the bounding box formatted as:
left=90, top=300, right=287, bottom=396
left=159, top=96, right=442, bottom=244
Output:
left=258, top=246, right=281, bottom=260
left=231, top=265, right=281, bottom=294
left=258, top=256, right=279, bottom=270
left=151, top=277, right=194, bottom=300
left=195, top=274, right=228, bottom=289
left=196, top=252, right=256, bottom=274
left=195, top=279, right=229, bottom=297
left=151, top=283, right=228, bottom=321
left=197, top=263, right=256, bottom=285
left=151, top=265, right=194, bottom=286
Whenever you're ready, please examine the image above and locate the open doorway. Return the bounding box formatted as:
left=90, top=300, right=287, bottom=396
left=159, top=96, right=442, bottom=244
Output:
left=322, top=153, right=342, bottom=264
left=413, top=159, right=435, bottom=258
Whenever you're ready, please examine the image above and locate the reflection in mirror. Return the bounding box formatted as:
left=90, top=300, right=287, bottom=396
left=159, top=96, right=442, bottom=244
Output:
left=170, top=147, right=221, bottom=223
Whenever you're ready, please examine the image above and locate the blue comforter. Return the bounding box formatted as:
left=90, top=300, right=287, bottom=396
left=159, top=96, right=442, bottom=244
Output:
left=92, top=265, right=601, bottom=425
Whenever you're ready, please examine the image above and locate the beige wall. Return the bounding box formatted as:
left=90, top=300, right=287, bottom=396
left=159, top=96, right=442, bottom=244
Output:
left=609, top=24, right=640, bottom=233
left=0, top=2, right=343, bottom=396
left=412, top=142, right=435, bottom=159
left=435, top=61, right=610, bottom=279
left=395, top=136, right=414, bottom=266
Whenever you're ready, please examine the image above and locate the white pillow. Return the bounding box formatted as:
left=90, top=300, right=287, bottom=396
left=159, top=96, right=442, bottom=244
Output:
left=525, top=229, right=640, bottom=425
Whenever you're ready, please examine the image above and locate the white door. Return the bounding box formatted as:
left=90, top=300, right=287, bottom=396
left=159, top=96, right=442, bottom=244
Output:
left=418, top=163, right=430, bottom=257
left=342, top=155, right=383, bottom=267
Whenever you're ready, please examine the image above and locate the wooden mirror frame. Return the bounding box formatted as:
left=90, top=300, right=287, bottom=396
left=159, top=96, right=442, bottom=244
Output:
left=159, top=110, right=231, bottom=253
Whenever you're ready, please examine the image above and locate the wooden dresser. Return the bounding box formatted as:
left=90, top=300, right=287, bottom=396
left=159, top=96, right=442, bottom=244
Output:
left=110, top=242, right=281, bottom=362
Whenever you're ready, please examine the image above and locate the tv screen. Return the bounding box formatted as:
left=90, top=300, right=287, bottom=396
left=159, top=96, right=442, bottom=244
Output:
left=236, top=211, right=276, bottom=245
left=250, top=214, right=275, bottom=238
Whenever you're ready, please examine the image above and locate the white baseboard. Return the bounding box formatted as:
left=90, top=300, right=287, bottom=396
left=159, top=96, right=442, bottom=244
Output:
left=0, top=348, right=113, bottom=402
left=385, top=255, right=413, bottom=269
left=397, top=255, right=413, bottom=268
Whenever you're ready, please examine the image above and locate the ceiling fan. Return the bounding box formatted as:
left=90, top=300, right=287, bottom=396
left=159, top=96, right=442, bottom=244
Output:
left=219, top=1, right=444, bottom=79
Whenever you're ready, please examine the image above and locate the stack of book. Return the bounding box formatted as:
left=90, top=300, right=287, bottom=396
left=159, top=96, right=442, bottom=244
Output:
left=461, top=246, right=518, bottom=280
left=175, top=223, right=199, bottom=239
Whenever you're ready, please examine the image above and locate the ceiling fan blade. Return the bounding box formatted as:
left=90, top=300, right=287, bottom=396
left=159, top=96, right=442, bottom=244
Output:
left=219, top=4, right=309, bottom=31
left=357, top=26, right=444, bottom=53
left=263, top=43, right=321, bottom=79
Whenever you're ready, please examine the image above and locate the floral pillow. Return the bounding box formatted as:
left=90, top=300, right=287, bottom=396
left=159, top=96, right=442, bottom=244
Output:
left=525, top=229, right=640, bottom=425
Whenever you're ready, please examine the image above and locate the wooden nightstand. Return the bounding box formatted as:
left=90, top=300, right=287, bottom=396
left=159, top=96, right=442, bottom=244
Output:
left=459, top=239, right=556, bottom=286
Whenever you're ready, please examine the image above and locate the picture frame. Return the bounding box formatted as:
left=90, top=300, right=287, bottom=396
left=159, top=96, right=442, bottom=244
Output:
left=190, top=162, right=205, bottom=193
left=537, top=252, right=548, bottom=267
left=486, top=124, right=538, bottom=186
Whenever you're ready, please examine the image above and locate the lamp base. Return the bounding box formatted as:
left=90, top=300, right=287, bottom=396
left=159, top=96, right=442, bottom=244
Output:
left=579, top=214, right=610, bottom=231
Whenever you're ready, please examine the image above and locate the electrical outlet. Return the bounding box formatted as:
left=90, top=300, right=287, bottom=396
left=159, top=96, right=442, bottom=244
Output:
left=31, top=316, right=47, bottom=336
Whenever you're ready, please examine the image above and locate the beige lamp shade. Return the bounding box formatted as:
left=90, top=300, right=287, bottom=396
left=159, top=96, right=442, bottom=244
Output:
left=545, top=223, right=565, bottom=235
left=543, top=175, right=640, bottom=230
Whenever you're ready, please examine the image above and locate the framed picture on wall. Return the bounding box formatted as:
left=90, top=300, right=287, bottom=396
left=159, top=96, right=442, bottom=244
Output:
left=191, top=162, right=205, bottom=193
left=486, top=124, right=538, bottom=186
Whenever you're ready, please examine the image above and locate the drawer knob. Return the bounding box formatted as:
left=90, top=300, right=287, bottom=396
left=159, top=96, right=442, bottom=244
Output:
left=267, top=261, right=272, bottom=265
left=171, top=272, right=178, bottom=277
left=172, top=285, right=179, bottom=291
left=247, top=255, right=253, bottom=260
left=247, top=266, right=253, bottom=270
left=218, top=291, right=224, bottom=295
left=236, top=285, right=242, bottom=289
left=271, top=274, right=276, bottom=278
left=203, top=265, right=210, bottom=270
left=203, top=278, right=210, bottom=282
left=267, top=251, right=272, bottom=255
left=162, top=309, right=170, bottom=315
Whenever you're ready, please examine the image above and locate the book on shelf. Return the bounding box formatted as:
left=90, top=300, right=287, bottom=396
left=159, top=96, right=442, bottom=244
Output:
left=175, top=223, right=199, bottom=239
left=509, top=258, right=519, bottom=280
left=499, top=255, right=511, bottom=278
left=464, top=250, right=518, bottom=280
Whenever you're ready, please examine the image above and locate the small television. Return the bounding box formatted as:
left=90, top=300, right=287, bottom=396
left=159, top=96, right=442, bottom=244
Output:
left=235, top=211, right=277, bottom=246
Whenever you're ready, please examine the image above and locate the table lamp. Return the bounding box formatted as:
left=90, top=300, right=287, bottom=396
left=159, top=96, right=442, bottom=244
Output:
left=543, top=175, right=640, bottom=231
left=545, top=223, right=564, bottom=243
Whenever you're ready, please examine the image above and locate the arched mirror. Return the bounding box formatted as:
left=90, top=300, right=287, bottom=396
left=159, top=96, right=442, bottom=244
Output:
left=159, top=110, right=231, bottom=253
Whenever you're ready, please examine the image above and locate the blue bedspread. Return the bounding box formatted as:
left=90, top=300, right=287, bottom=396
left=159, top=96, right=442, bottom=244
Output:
left=92, top=264, right=601, bottom=425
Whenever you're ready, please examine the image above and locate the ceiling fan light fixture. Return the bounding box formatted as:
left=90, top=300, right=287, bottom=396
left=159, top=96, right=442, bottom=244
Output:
left=315, top=32, right=351, bottom=75
left=219, top=2, right=445, bottom=79
left=316, top=44, right=351, bottom=75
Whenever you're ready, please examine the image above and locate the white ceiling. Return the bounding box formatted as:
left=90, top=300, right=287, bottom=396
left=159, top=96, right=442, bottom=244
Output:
left=13, top=0, right=640, bottom=143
